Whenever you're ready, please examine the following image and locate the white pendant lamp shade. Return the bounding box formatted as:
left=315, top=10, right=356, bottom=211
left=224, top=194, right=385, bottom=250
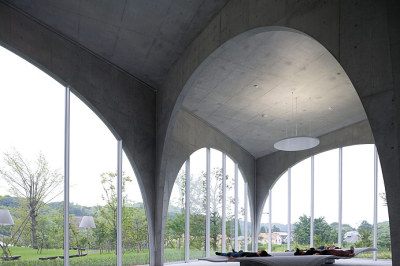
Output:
left=79, top=216, right=96, bottom=228
left=0, top=209, right=14, bottom=225
left=274, top=136, right=320, bottom=151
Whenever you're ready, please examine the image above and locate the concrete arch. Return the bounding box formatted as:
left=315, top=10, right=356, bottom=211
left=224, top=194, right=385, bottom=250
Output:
left=0, top=5, right=157, bottom=260
left=156, top=108, right=255, bottom=262
left=158, top=2, right=399, bottom=264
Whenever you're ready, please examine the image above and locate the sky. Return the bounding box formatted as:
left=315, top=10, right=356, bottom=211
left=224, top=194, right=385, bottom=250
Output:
left=0, top=44, right=389, bottom=230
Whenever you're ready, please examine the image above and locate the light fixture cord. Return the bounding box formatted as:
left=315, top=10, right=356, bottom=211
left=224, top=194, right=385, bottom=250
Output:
left=295, top=97, right=298, bottom=136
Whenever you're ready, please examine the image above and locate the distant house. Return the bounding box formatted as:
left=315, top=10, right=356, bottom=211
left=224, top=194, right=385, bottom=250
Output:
left=344, top=231, right=360, bottom=243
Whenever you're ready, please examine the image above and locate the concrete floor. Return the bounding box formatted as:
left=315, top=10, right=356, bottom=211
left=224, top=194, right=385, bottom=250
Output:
left=166, top=258, right=392, bottom=266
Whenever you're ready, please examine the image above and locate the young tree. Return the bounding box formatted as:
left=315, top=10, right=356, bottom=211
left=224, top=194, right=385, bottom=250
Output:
left=100, top=171, right=132, bottom=251
left=0, top=151, right=63, bottom=249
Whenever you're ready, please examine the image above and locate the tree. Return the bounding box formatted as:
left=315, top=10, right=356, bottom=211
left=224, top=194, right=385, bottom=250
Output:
left=293, top=215, right=336, bottom=246
left=0, top=151, right=63, bottom=249
left=272, top=225, right=280, bottom=232
left=100, top=171, right=132, bottom=251
left=356, top=220, right=373, bottom=247
left=260, top=226, right=266, bottom=233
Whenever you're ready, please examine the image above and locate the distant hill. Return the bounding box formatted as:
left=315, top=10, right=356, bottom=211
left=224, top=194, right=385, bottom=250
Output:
left=0, top=195, right=20, bottom=208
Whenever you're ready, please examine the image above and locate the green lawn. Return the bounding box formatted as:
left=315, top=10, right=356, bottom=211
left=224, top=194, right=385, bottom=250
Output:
left=3, top=247, right=150, bottom=265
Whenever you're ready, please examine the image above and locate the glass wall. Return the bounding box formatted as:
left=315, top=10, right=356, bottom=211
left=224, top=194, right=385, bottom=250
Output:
left=342, top=145, right=374, bottom=249
left=0, top=45, right=65, bottom=261
left=122, top=152, right=149, bottom=265
left=292, top=158, right=311, bottom=248
left=165, top=148, right=250, bottom=262
left=164, top=165, right=186, bottom=262
left=0, top=44, right=148, bottom=265
left=189, top=149, right=206, bottom=260
left=261, top=145, right=391, bottom=260
left=314, top=150, right=339, bottom=247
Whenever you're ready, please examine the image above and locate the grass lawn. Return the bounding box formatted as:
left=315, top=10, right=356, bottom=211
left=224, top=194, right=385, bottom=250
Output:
left=3, top=247, right=150, bottom=265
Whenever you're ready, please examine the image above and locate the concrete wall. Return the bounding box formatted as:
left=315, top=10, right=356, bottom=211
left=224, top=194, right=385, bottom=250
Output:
left=255, top=120, right=374, bottom=236
left=156, top=108, right=255, bottom=261
left=159, top=0, right=399, bottom=265
left=0, top=1, right=157, bottom=258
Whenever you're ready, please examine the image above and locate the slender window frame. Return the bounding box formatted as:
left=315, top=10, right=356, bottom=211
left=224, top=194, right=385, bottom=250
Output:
left=64, top=87, right=70, bottom=266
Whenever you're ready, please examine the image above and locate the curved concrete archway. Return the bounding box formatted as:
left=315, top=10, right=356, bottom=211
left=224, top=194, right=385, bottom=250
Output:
left=156, top=108, right=255, bottom=262
left=158, top=2, right=399, bottom=264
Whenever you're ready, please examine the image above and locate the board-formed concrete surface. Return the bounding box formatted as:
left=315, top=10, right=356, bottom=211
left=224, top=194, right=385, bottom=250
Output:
left=1, top=1, right=399, bottom=266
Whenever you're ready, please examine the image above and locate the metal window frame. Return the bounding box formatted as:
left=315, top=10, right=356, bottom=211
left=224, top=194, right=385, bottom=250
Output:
left=221, top=153, right=226, bottom=252
left=64, top=87, right=70, bottom=266
left=185, top=159, right=190, bottom=262
left=117, top=140, right=122, bottom=266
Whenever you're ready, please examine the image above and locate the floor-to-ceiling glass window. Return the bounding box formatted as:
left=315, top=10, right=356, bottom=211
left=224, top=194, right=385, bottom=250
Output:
left=314, top=150, right=339, bottom=247
left=70, top=93, right=118, bottom=264
left=225, top=156, right=235, bottom=252
left=237, top=172, right=246, bottom=251
left=210, top=149, right=223, bottom=253
left=0, top=45, right=149, bottom=265
left=189, top=149, right=206, bottom=260
left=291, top=159, right=311, bottom=248
left=267, top=173, right=288, bottom=252
left=260, top=145, right=391, bottom=260
left=342, top=145, right=374, bottom=250
left=164, top=165, right=186, bottom=262
left=122, top=152, right=149, bottom=265
left=377, top=155, right=390, bottom=258
left=165, top=148, right=250, bottom=263
left=0, top=45, right=65, bottom=262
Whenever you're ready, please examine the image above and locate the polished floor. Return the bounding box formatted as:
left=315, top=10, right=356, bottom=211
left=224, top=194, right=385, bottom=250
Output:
left=166, top=258, right=392, bottom=266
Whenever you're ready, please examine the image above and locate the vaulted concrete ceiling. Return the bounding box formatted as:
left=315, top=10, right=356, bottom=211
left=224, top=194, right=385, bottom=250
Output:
left=6, top=0, right=228, bottom=88
left=182, top=29, right=367, bottom=158
left=4, top=2, right=368, bottom=159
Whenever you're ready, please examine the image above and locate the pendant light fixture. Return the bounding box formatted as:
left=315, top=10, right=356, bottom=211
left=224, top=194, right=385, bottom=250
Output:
left=274, top=92, right=319, bottom=151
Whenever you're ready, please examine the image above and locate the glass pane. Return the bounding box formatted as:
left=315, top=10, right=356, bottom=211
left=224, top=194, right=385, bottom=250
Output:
left=189, top=149, right=206, bottom=259
left=122, top=152, right=149, bottom=265
left=225, top=156, right=235, bottom=252
left=238, top=171, right=245, bottom=250
left=210, top=149, right=222, bottom=253
left=259, top=196, right=270, bottom=251
left=314, top=150, right=339, bottom=247
left=292, top=158, right=311, bottom=248
left=164, top=164, right=185, bottom=262
left=270, top=172, right=288, bottom=252
left=342, top=145, right=374, bottom=249
left=377, top=150, right=391, bottom=259
left=70, top=93, right=117, bottom=264
left=0, top=45, right=65, bottom=262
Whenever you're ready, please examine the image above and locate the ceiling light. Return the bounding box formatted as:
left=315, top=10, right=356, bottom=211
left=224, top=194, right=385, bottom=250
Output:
left=274, top=136, right=320, bottom=151
left=274, top=92, right=319, bottom=152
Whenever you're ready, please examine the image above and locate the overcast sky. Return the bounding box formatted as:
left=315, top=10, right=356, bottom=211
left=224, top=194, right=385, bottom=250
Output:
left=0, top=45, right=388, bottom=229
